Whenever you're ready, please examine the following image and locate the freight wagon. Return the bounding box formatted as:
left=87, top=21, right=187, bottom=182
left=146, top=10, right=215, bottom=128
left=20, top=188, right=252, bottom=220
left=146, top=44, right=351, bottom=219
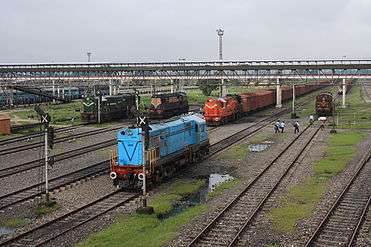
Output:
left=110, top=114, right=209, bottom=189
left=204, top=83, right=326, bottom=125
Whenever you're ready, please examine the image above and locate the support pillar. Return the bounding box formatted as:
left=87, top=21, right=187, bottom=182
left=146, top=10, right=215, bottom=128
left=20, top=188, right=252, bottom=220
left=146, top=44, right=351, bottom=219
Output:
left=151, top=83, right=156, bottom=95
left=9, top=88, right=14, bottom=107
left=342, top=79, right=346, bottom=108
left=52, top=80, right=56, bottom=104
left=57, top=87, right=60, bottom=99
left=276, top=78, right=282, bottom=108
left=220, top=79, right=227, bottom=97
left=170, top=79, right=175, bottom=93
left=109, top=81, right=113, bottom=96
left=291, top=84, right=296, bottom=118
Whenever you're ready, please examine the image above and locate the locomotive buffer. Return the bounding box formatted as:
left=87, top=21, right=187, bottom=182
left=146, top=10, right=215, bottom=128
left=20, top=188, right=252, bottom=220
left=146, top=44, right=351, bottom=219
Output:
left=34, top=106, right=55, bottom=203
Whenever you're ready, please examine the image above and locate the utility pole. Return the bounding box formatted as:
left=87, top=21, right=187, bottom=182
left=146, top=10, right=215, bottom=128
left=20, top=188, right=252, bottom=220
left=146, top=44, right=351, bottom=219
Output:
left=97, top=93, right=101, bottom=124
left=87, top=52, right=92, bottom=62
left=44, top=127, right=49, bottom=201
left=217, top=28, right=226, bottom=97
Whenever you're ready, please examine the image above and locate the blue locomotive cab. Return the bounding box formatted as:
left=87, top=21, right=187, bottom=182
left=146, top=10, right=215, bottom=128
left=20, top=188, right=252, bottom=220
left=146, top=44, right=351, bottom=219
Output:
left=111, top=114, right=210, bottom=189
left=117, top=128, right=143, bottom=166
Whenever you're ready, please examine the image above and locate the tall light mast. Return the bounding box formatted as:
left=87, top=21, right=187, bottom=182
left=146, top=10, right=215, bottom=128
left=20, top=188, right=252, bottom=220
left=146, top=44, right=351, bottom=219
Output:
left=217, top=28, right=226, bottom=96
left=87, top=52, right=92, bottom=62
left=216, top=28, right=224, bottom=60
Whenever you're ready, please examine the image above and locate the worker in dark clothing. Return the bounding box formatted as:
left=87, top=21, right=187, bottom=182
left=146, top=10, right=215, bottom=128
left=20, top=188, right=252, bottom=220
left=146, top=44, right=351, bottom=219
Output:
left=294, top=121, right=300, bottom=134
left=274, top=121, right=280, bottom=133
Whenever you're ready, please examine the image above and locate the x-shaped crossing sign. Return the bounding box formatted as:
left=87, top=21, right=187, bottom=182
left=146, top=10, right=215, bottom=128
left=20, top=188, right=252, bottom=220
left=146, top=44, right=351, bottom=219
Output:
left=138, top=116, right=146, bottom=126
left=41, top=114, right=49, bottom=123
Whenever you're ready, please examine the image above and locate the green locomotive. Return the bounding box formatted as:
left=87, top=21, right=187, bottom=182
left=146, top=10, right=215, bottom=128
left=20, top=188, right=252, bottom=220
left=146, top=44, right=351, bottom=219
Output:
left=81, top=93, right=137, bottom=123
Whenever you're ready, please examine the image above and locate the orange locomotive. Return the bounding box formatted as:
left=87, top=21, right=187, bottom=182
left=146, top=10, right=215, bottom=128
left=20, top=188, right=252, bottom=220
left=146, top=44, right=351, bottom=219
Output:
left=203, top=95, right=241, bottom=125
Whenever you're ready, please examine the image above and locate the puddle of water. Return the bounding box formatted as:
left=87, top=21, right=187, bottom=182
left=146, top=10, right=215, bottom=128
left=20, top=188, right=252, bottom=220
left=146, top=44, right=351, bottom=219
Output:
left=249, top=143, right=270, bottom=152
left=0, top=227, right=15, bottom=236
left=159, top=173, right=236, bottom=219
left=208, top=174, right=234, bottom=192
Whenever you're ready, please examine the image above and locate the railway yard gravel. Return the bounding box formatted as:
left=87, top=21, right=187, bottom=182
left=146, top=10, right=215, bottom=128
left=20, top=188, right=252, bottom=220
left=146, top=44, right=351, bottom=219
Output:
left=1, top=89, right=358, bottom=246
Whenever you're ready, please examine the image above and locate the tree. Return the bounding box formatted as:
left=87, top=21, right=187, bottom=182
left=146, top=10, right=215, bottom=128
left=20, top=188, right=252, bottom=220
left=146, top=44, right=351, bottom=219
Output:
left=198, top=80, right=219, bottom=96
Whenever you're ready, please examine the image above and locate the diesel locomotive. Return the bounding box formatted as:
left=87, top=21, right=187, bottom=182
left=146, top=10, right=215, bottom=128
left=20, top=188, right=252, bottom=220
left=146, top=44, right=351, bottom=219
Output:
left=81, top=93, right=137, bottom=123
left=110, top=114, right=209, bottom=189
left=148, top=92, right=189, bottom=119
left=203, top=83, right=327, bottom=125
left=315, top=93, right=334, bottom=116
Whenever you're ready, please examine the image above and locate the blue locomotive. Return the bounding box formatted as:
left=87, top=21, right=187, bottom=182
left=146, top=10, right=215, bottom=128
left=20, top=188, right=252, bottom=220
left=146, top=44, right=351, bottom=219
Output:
left=110, top=114, right=209, bottom=189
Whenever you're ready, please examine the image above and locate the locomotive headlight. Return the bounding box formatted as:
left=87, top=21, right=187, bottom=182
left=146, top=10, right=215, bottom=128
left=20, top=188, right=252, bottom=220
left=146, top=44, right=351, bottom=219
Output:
left=110, top=172, right=117, bottom=180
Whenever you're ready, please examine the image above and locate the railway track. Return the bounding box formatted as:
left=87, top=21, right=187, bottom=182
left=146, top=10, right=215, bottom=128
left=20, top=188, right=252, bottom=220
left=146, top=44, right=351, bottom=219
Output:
left=304, top=149, right=371, bottom=247
left=187, top=125, right=320, bottom=246
left=0, top=124, right=86, bottom=147
left=0, top=160, right=110, bottom=211
left=0, top=191, right=139, bottom=247
left=0, top=124, right=127, bottom=156
left=0, top=139, right=116, bottom=179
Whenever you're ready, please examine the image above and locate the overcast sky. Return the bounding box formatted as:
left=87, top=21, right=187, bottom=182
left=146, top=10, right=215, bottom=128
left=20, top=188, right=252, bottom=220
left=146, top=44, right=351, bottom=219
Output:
left=1, top=0, right=371, bottom=63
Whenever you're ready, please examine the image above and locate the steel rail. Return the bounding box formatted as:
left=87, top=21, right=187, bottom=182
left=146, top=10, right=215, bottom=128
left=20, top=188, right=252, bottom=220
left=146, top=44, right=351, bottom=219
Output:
left=0, top=191, right=139, bottom=247
left=187, top=125, right=319, bottom=246
left=0, top=139, right=116, bottom=179
left=0, top=160, right=110, bottom=211
left=304, top=149, right=371, bottom=246
left=0, top=125, right=123, bottom=156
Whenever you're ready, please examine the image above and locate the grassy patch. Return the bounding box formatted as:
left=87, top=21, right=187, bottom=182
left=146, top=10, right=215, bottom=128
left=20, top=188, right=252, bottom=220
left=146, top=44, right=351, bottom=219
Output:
left=11, top=101, right=82, bottom=125
left=268, top=131, right=365, bottom=233
left=150, top=179, right=206, bottom=215
left=76, top=204, right=207, bottom=247
left=77, top=179, right=208, bottom=247
left=170, top=179, right=206, bottom=196
left=336, top=86, right=371, bottom=129
left=218, top=143, right=249, bottom=160
left=208, top=179, right=240, bottom=198
left=0, top=218, right=29, bottom=228
left=35, top=202, right=60, bottom=216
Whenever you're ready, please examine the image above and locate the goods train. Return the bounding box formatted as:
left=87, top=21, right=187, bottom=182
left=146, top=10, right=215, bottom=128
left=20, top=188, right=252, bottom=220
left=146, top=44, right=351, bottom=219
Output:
left=315, top=93, right=334, bottom=116
left=148, top=92, right=189, bottom=119
left=81, top=94, right=137, bottom=123
left=204, top=84, right=326, bottom=125
left=110, top=114, right=209, bottom=189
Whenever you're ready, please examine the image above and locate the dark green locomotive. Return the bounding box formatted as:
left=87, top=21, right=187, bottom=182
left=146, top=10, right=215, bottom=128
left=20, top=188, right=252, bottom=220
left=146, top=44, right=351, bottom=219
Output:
left=81, top=94, right=137, bottom=123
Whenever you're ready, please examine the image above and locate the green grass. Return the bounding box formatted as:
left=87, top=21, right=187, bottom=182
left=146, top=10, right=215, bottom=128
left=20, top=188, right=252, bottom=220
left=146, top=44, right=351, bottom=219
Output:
left=11, top=101, right=82, bottom=125
left=76, top=179, right=208, bottom=247
left=76, top=204, right=207, bottom=247
left=336, top=86, right=371, bottom=129
left=0, top=218, right=29, bottom=228
left=268, top=131, right=366, bottom=233
left=149, top=194, right=182, bottom=215
left=208, top=179, right=240, bottom=198
left=150, top=179, right=206, bottom=215
left=170, top=179, right=206, bottom=196
left=35, top=202, right=60, bottom=216
left=218, top=143, right=250, bottom=160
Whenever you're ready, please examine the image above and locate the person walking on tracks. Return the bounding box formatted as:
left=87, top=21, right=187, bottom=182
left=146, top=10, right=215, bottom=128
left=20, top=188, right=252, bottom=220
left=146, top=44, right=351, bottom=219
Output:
left=293, top=121, right=300, bottom=134
left=279, top=121, right=286, bottom=133
left=274, top=121, right=280, bottom=133
left=309, top=115, right=314, bottom=125
left=318, top=116, right=327, bottom=130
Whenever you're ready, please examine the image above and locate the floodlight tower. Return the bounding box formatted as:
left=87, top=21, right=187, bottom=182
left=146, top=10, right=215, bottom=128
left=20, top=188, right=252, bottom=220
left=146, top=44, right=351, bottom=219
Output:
left=217, top=28, right=226, bottom=96
left=216, top=28, right=224, bottom=60
left=87, top=52, right=92, bottom=62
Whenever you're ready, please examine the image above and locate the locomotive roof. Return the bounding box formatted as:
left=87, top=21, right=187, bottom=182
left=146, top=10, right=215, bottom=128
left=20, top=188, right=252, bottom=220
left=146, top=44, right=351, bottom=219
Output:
left=317, top=92, right=333, bottom=97
left=151, top=92, right=187, bottom=98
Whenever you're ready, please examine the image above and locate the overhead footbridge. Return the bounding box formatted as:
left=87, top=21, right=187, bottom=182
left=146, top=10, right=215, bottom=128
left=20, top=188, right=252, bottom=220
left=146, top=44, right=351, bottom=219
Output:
left=0, top=59, right=371, bottom=84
